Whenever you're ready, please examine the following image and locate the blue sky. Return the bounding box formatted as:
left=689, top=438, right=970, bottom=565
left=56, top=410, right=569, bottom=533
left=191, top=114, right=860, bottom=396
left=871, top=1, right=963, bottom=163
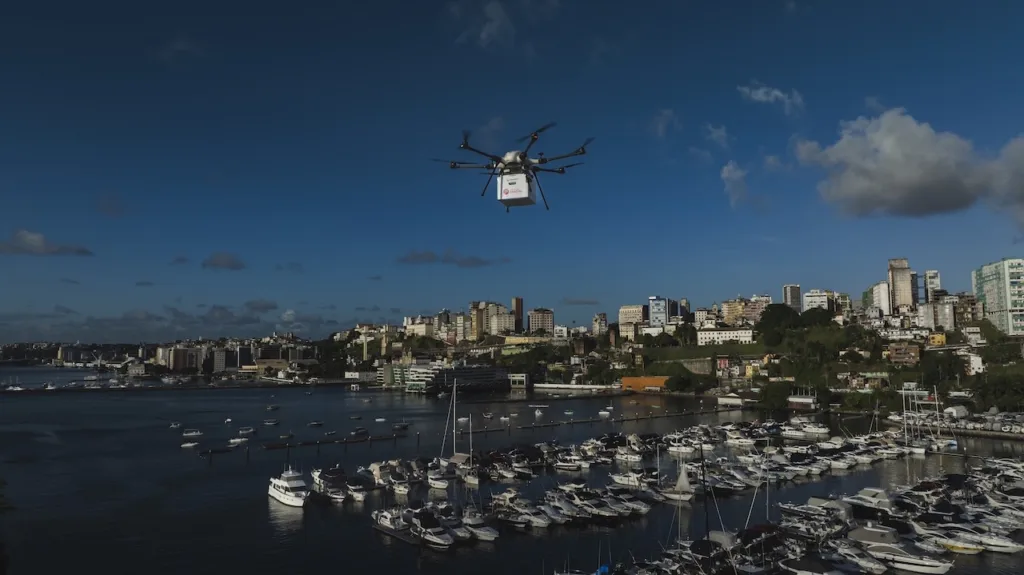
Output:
left=2, top=0, right=1024, bottom=343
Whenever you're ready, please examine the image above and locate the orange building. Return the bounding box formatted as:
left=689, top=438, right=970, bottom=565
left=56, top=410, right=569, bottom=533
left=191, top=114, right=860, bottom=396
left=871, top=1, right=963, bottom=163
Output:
left=621, top=376, right=670, bottom=392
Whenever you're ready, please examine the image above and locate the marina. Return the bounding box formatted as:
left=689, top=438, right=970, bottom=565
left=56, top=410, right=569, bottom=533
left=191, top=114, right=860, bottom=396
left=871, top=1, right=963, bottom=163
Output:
left=2, top=380, right=1024, bottom=575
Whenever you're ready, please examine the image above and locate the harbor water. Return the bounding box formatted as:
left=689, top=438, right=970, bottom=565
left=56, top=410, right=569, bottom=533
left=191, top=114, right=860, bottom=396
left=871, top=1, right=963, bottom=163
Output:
left=1, top=367, right=1023, bottom=575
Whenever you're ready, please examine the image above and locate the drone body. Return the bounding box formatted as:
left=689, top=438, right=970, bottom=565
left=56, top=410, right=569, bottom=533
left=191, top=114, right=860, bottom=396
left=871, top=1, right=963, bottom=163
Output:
left=432, top=123, right=593, bottom=212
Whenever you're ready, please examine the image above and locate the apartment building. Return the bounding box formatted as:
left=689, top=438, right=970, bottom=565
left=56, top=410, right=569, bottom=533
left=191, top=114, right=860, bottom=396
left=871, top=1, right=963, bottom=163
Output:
left=972, top=258, right=1024, bottom=336
left=648, top=296, right=669, bottom=327
left=618, top=304, right=648, bottom=326
left=527, top=308, right=555, bottom=334
left=802, top=289, right=836, bottom=313
left=782, top=284, right=801, bottom=312
left=592, top=313, right=608, bottom=336
left=888, top=258, right=914, bottom=310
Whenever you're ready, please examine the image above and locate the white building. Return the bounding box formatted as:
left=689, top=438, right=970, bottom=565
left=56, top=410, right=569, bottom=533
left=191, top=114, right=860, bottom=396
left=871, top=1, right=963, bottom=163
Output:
left=489, top=312, right=516, bottom=335
left=917, top=302, right=955, bottom=331
left=553, top=325, right=569, bottom=338
left=696, top=328, right=754, bottom=346
left=406, top=322, right=434, bottom=337
left=592, top=313, right=608, bottom=336
left=802, top=289, right=836, bottom=312
left=972, top=258, right=1024, bottom=336
left=870, top=281, right=891, bottom=317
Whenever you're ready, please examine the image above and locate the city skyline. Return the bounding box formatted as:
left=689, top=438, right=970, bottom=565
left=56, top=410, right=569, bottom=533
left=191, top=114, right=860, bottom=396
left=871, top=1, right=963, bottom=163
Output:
left=3, top=1, right=1024, bottom=342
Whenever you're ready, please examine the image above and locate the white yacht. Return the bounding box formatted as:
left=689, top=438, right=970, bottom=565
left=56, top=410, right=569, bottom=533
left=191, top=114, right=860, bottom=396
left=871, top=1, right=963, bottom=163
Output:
left=841, top=487, right=892, bottom=513
left=228, top=437, right=248, bottom=446
left=180, top=441, right=199, bottom=449
left=863, top=544, right=953, bottom=574
left=802, top=422, right=830, bottom=435
left=268, top=467, right=310, bottom=507
left=181, top=429, right=203, bottom=438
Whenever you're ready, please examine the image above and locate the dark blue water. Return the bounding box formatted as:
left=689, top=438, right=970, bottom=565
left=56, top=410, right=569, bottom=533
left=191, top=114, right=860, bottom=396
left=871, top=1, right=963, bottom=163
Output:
left=1, top=367, right=1022, bottom=575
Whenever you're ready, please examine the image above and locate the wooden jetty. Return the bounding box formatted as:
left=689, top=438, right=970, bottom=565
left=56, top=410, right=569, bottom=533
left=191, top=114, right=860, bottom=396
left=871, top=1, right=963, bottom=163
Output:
left=882, top=419, right=1024, bottom=442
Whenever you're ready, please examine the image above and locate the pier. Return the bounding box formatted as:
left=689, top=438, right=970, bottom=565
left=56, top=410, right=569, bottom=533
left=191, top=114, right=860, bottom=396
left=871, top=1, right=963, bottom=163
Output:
left=514, top=407, right=740, bottom=431
left=882, top=418, right=1024, bottom=442
left=261, top=433, right=407, bottom=451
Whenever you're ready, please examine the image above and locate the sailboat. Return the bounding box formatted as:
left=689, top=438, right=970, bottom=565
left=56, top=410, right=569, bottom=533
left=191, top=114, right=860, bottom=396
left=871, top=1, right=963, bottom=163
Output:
left=464, top=413, right=480, bottom=487
left=658, top=460, right=695, bottom=502
left=438, top=379, right=472, bottom=474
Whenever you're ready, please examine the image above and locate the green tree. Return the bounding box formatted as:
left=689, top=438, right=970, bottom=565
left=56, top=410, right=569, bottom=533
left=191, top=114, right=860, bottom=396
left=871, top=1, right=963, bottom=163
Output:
left=756, top=304, right=802, bottom=332
left=675, top=324, right=697, bottom=346
left=800, top=307, right=834, bottom=327
left=653, top=332, right=677, bottom=347
left=759, top=381, right=792, bottom=410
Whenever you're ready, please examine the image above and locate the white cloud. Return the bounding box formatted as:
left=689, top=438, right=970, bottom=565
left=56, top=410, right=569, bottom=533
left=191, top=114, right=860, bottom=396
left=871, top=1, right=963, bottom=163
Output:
left=704, top=124, right=730, bottom=149
left=864, top=96, right=886, bottom=112
left=763, top=155, right=784, bottom=170
left=720, top=161, right=748, bottom=207
left=450, top=0, right=517, bottom=48
left=0, top=230, right=93, bottom=256
left=688, top=147, right=713, bottom=163
left=738, top=81, right=805, bottom=115
left=795, top=107, right=1024, bottom=223
left=280, top=309, right=297, bottom=323
left=651, top=109, right=682, bottom=139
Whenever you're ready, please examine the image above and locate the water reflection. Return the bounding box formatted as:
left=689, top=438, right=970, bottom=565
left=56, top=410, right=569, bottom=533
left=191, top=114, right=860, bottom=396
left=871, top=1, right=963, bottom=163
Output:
left=267, top=500, right=304, bottom=538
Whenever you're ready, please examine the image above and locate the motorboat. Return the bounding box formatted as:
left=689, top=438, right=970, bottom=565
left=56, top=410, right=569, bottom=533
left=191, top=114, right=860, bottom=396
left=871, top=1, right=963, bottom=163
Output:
left=428, top=476, right=450, bottom=490
left=393, top=483, right=410, bottom=496
left=228, top=437, right=248, bottom=445
left=372, top=507, right=408, bottom=531
left=466, top=523, right=499, bottom=541
left=224, top=418, right=232, bottom=424
left=862, top=544, right=953, bottom=574
left=268, top=467, right=310, bottom=507
left=181, top=429, right=202, bottom=437
left=169, top=422, right=181, bottom=429
left=266, top=405, right=279, bottom=412
left=482, top=412, right=494, bottom=419
left=823, top=541, right=887, bottom=574
left=598, top=410, right=611, bottom=417
left=180, top=441, right=199, bottom=448
left=408, top=512, right=454, bottom=549
left=456, top=416, right=469, bottom=424
left=238, top=426, right=255, bottom=435
left=534, top=409, right=544, bottom=417
left=308, top=421, right=324, bottom=427
left=263, top=419, right=279, bottom=426
left=392, top=421, right=411, bottom=431
left=564, top=410, right=574, bottom=416
left=374, top=417, right=386, bottom=423
left=350, top=427, right=369, bottom=437
left=841, top=488, right=892, bottom=513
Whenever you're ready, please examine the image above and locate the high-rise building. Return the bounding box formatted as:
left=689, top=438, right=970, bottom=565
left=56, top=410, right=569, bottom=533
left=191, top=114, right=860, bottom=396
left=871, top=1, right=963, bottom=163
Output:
left=678, top=298, right=690, bottom=314
left=648, top=296, right=669, bottom=327
left=783, top=284, right=801, bottom=312
left=910, top=271, right=920, bottom=306
left=592, top=313, right=608, bottom=336
left=924, top=270, right=941, bottom=303
left=972, top=258, right=1024, bottom=336
left=866, top=280, right=891, bottom=317
left=888, top=258, right=914, bottom=312
left=527, top=308, right=554, bottom=334
left=511, top=296, right=524, bottom=333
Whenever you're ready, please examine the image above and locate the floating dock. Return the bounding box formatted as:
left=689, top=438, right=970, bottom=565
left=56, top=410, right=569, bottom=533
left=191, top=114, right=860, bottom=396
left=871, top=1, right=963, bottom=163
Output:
left=882, top=419, right=1024, bottom=442
left=514, top=408, right=739, bottom=431
left=371, top=523, right=423, bottom=546
left=261, top=433, right=407, bottom=451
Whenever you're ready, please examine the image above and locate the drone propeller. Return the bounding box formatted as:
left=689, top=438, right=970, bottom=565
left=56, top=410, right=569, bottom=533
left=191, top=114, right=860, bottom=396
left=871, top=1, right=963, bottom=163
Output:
left=560, top=162, right=584, bottom=169
left=538, top=137, right=595, bottom=164
left=535, top=162, right=583, bottom=175
left=516, top=122, right=557, bottom=143
left=518, top=122, right=558, bottom=158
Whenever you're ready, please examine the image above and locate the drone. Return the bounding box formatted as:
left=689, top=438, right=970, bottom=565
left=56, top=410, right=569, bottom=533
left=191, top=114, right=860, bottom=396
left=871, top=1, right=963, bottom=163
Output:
left=432, top=122, right=593, bottom=212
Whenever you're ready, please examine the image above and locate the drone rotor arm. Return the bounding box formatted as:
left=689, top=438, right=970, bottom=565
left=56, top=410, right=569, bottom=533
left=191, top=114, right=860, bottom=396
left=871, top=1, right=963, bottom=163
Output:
left=538, top=148, right=585, bottom=164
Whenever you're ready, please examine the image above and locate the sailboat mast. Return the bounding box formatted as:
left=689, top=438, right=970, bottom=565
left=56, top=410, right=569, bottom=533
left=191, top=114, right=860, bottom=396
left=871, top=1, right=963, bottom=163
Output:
left=699, top=442, right=710, bottom=539
left=469, top=413, right=473, bottom=466
left=452, top=378, right=457, bottom=457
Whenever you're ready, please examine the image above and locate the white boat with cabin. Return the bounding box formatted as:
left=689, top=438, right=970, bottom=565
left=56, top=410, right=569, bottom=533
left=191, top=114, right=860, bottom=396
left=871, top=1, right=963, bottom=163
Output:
left=268, top=467, right=310, bottom=507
